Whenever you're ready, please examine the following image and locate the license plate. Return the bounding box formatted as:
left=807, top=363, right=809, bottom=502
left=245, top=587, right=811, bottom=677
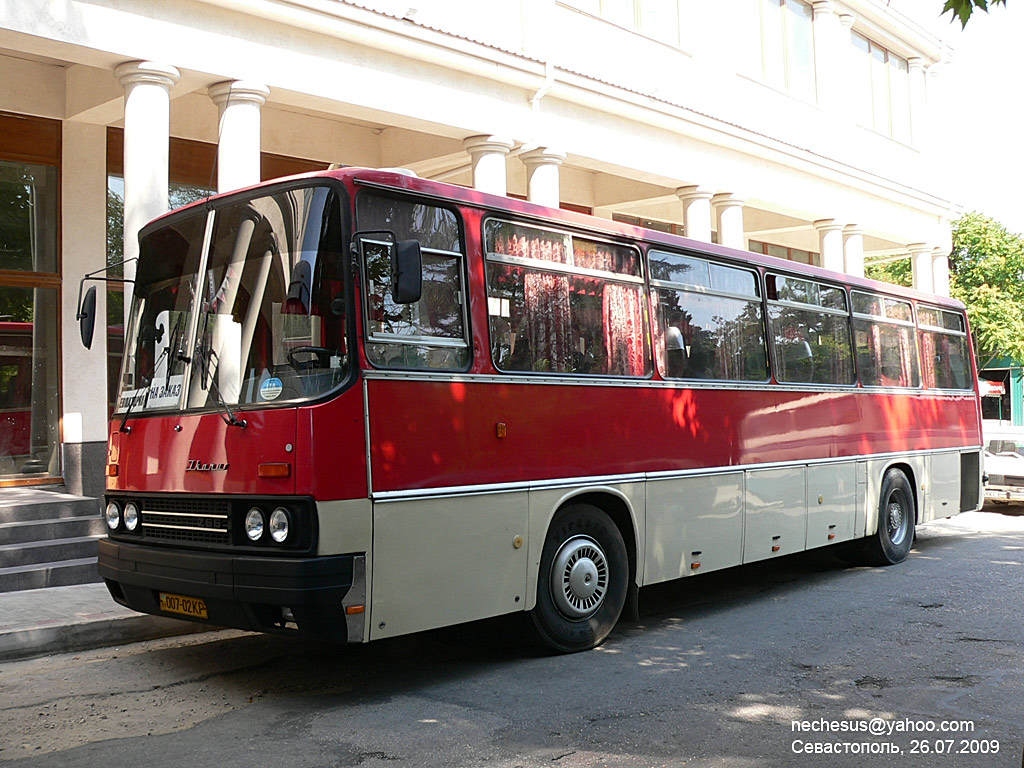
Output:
left=159, top=592, right=208, bottom=619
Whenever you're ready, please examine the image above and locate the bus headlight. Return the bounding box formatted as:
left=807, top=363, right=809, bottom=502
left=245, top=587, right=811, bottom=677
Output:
left=123, top=502, right=140, bottom=532
left=105, top=501, right=121, bottom=531
left=269, top=508, right=291, bottom=543
left=245, top=508, right=265, bottom=541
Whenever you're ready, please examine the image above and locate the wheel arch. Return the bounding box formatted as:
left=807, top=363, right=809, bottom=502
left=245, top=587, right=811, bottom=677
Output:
left=527, top=486, right=641, bottom=612
left=884, top=461, right=920, bottom=524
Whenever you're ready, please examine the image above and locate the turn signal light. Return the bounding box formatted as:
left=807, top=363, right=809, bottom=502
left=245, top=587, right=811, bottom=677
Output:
left=345, top=605, right=365, bottom=616
left=258, top=463, right=291, bottom=478
left=106, top=463, right=119, bottom=477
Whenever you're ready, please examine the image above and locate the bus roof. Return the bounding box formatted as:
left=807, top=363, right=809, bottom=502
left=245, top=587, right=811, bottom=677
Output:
left=150, top=166, right=966, bottom=312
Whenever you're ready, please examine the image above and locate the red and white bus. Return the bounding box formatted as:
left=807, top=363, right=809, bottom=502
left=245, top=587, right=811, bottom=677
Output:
left=92, top=168, right=983, bottom=652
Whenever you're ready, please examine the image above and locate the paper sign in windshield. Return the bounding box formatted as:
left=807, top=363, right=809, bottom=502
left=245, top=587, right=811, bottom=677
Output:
left=260, top=377, right=283, bottom=401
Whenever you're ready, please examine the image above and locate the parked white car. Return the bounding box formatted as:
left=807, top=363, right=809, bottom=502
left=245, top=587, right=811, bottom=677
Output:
left=983, top=422, right=1024, bottom=503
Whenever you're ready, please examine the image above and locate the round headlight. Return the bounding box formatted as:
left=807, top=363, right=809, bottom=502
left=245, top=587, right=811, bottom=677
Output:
left=123, top=502, right=140, bottom=532
left=245, top=508, right=265, bottom=541
left=269, top=508, right=291, bottom=543
left=105, top=501, right=121, bottom=531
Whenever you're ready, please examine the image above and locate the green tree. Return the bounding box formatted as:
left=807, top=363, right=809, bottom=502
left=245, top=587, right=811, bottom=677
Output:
left=864, top=257, right=912, bottom=288
left=943, top=0, right=1007, bottom=27
left=948, top=212, right=1024, bottom=367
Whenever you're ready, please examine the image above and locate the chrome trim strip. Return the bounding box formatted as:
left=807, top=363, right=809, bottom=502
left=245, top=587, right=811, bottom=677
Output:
left=360, top=369, right=977, bottom=396
left=141, top=522, right=228, bottom=533
left=366, top=334, right=468, bottom=348
left=370, top=446, right=983, bottom=503
left=342, top=554, right=367, bottom=643
left=485, top=252, right=645, bottom=285
left=363, top=378, right=373, bottom=496
left=141, top=510, right=228, bottom=519
left=649, top=279, right=760, bottom=303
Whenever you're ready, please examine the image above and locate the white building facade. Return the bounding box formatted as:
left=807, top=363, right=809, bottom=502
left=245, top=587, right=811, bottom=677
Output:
left=0, top=0, right=956, bottom=490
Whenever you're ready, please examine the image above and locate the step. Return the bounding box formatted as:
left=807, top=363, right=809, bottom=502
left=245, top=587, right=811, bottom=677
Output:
left=0, top=558, right=101, bottom=593
left=0, top=489, right=102, bottom=523
left=0, top=535, right=104, bottom=568
left=0, top=515, right=106, bottom=545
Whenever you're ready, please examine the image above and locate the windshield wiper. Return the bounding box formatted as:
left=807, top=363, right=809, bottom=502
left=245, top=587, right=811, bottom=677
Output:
left=118, top=375, right=148, bottom=434
left=192, top=336, right=247, bottom=429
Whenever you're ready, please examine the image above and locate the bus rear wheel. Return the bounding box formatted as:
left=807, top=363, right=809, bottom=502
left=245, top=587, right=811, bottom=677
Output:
left=863, top=468, right=915, bottom=566
left=528, top=504, right=628, bottom=653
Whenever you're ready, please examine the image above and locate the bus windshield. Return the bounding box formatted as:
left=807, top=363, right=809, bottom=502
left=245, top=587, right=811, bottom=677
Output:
left=115, top=184, right=348, bottom=415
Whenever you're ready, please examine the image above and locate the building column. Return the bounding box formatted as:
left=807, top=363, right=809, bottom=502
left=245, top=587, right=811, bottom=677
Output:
left=843, top=225, right=865, bottom=278
left=909, top=242, right=934, bottom=293
left=208, top=80, right=270, bottom=193
left=712, top=193, right=745, bottom=249
left=811, top=1, right=843, bottom=113
left=932, top=247, right=951, bottom=297
left=463, top=135, right=514, bottom=196
left=520, top=146, right=566, bottom=208
left=908, top=57, right=928, bottom=149
left=837, top=13, right=858, bottom=122
left=61, top=121, right=109, bottom=495
left=115, top=61, right=180, bottom=319
left=814, top=219, right=845, bottom=273
left=676, top=185, right=714, bottom=243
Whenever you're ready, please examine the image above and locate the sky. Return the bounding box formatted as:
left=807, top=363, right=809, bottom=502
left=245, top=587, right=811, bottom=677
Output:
left=942, top=2, right=1024, bottom=235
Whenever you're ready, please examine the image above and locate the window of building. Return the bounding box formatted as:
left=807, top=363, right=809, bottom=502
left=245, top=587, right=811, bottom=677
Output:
left=749, top=239, right=819, bottom=266
left=766, top=274, right=854, bottom=385
left=918, top=305, right=971, bottom=390
left=756, top=0, right=816, bottom=102
left=560, top=0, right=682, bottom=46
left=485, top=219, right=650, bottom=377
left=613, top=213, right=685, bottom=237
left=851, top=32, right=911, bottom=143
left=650, top=250, right=768, bottom=382
left=851, top=291, right=920, bottom=387
left=0, top=112, right=61, bottom=482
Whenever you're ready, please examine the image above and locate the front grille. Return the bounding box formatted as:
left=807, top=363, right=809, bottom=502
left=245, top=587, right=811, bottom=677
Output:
left=139, top=497, right=231, bottom=545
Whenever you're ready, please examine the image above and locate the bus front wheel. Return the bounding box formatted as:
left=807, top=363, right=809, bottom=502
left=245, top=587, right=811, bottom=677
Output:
left=863, top=468, right=915, bottom=566
left=528, top=504, right=628, bottom=653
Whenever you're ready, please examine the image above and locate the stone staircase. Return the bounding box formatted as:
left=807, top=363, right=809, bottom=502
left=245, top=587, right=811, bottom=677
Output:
left=0, top=487, right=104, bottom=592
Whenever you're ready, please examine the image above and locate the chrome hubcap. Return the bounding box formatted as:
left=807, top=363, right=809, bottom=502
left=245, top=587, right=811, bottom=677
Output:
left=887, top=494, right=907, bottom=546
left=551, top=536, right=609, bottom=619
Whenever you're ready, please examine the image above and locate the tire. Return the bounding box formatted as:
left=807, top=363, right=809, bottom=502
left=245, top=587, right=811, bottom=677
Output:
left=527, top=504, right=629, bottom=653
left=862, top=468, right=916, bottom=566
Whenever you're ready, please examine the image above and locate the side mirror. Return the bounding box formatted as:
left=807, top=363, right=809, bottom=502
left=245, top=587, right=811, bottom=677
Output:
left=391, top=240, right=423, bottom=304
left=78, top=285, right=97, bottom=350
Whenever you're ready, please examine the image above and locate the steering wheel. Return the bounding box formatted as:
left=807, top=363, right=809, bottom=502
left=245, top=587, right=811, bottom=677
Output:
left=286, top=346, right=334, bottom=371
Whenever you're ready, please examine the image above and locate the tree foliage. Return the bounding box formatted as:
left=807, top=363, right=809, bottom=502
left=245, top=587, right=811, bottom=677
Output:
left=948, top=212, right=1024, bottom=367
left=942, top=0, right=1007, bottom=27
left=864, top=257, right=912, bottom=288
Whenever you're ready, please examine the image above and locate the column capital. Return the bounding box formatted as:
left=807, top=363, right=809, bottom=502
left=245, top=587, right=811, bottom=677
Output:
left=463, top=135, right=515, bottom=157
left=837, top=12, right=855, bottom=29
left=115, top=61, right=180, bottom=91
left=813, top=218, right=845, bottom=234
left=675, top=184, right=714, bottom=202
left=907, top=242, right=933, bottom=255
left=811, top=0, right=836, bottom=15
left=520, top=146, right=566, bottom=168
left=208, top=80, right=270, bottom=108
left=711, top=192, right=745, bottom=208
left=843, top=223, right=864, bottom=236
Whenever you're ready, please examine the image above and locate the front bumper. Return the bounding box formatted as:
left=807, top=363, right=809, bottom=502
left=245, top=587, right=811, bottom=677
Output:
left=985, top=486, right=1024, bottom=503
left=98, top=538, right=365, bottom=641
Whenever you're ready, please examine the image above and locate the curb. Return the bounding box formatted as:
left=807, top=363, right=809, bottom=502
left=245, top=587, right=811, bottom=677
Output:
left=0, top=613, right=219, bottom=663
